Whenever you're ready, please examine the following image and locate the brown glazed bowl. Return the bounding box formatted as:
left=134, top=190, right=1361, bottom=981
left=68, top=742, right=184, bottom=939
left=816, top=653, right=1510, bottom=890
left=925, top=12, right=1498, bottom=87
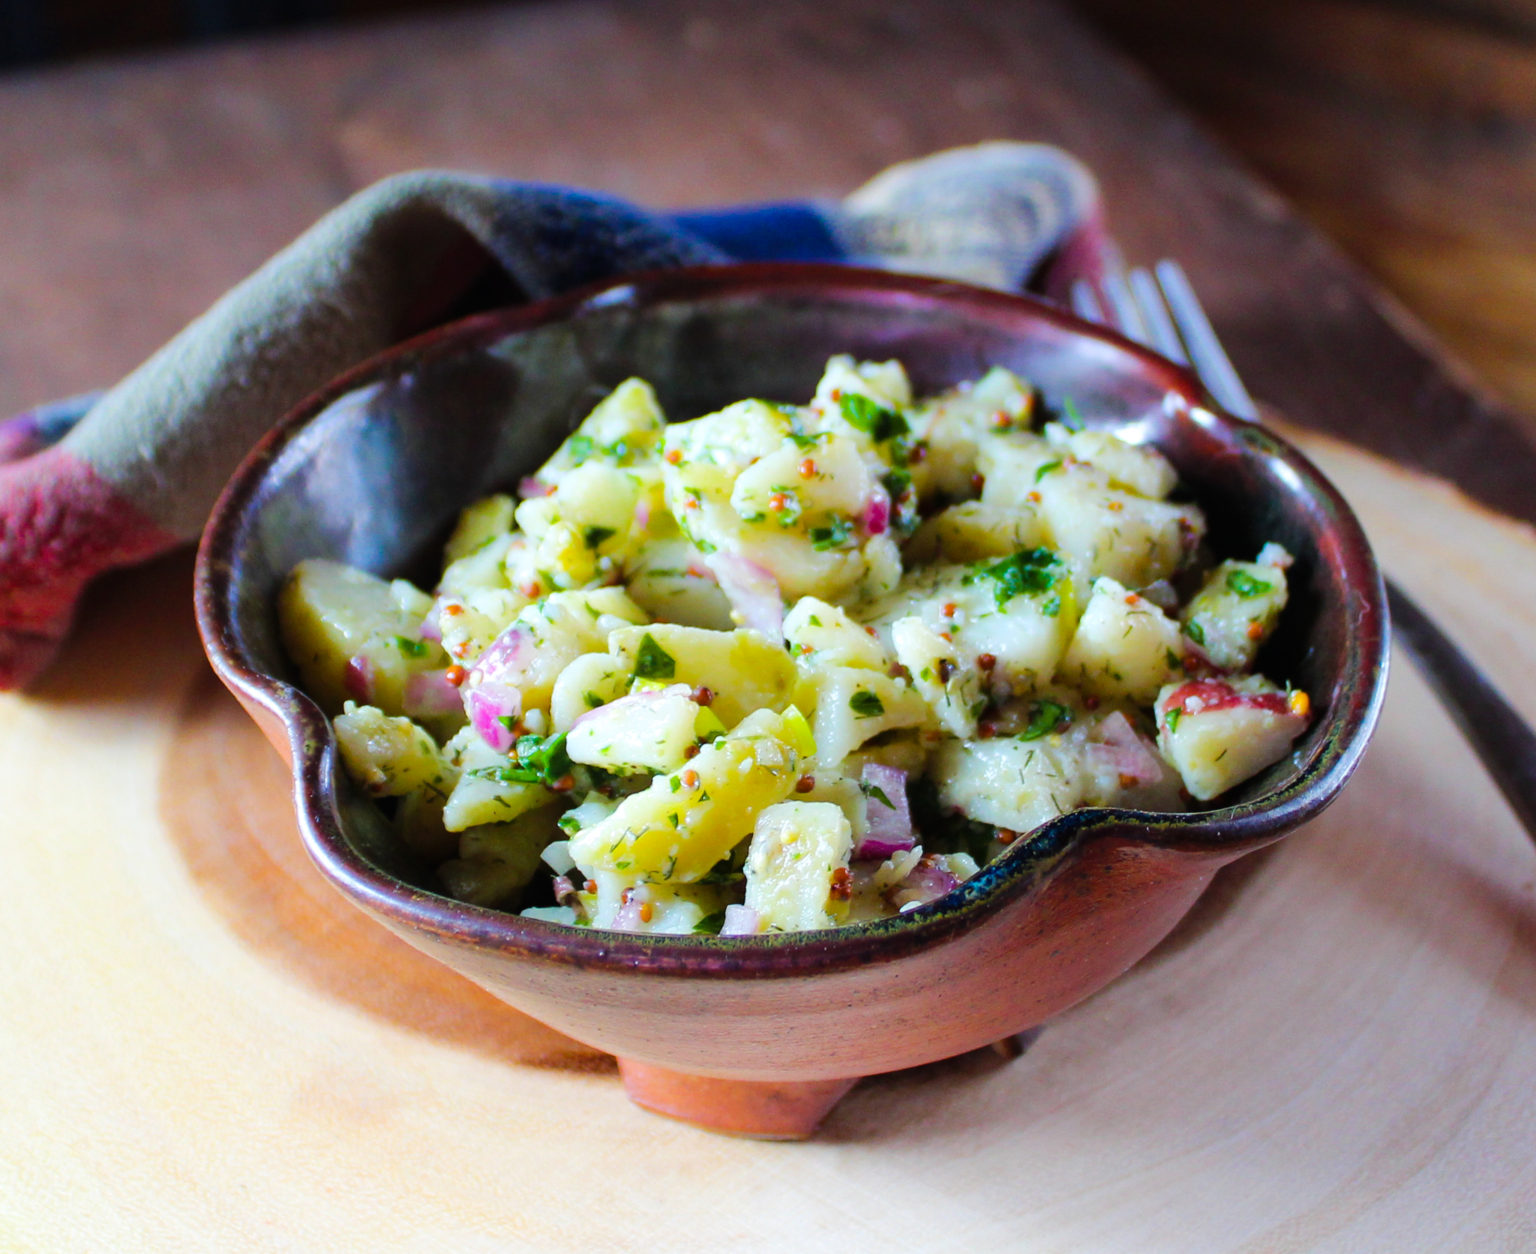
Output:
left=195, top=264, right=1388, bottom=1138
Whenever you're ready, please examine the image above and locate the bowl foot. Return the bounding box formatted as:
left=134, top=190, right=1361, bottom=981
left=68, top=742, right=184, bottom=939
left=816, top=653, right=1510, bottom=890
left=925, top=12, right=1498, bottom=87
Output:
left=617, top=1059, right=858, bottom=1139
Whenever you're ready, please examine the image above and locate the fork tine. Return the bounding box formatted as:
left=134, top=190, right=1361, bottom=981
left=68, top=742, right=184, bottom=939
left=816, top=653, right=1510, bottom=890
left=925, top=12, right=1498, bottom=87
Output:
left=1070, top=278, right=1106, bottom=323
left=1128, top=267, right=1188, bottom=365
left=1153, top=259, right=1258, bottom=421
left=1099, top=242, right=1151, bottom=347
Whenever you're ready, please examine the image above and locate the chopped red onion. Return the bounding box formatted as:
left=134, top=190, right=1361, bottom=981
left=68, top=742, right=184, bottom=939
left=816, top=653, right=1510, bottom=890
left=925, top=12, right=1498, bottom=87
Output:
left=862, top=488, right=891, bottom=537
left=894, top=857, right=960, bottom=908
left=551, top=874, right=578, bottom=905
left=471, top=621, right=535, bottom=686
left=611, top=889, right=648, bottom=932
left=342, top=654, right=375, bottom=703
left=517, top=476, right=554, bottom=498
left=465, top=682, right=520, bottom=753
left=856, top=762, right=914, bottom=859
left=418, top=607, right=443, bottom=643
left=706, top=551, right=784, bottom=640
left=1090, top=711, right=1164, bottom=785
left=720, top=904, right=761, bottom=935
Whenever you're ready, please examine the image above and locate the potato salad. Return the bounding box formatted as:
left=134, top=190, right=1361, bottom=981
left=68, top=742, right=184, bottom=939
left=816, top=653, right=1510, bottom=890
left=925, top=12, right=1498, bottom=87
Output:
left=278, top=357, right=1311, bottom=936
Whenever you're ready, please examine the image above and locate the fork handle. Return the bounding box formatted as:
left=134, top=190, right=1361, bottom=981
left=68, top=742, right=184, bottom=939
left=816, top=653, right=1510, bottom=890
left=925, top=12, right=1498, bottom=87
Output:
left=1386, top=580, right=1536, bottom=842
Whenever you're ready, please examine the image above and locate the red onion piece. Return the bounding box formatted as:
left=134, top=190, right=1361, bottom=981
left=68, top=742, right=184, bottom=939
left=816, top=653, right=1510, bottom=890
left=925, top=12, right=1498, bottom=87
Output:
left=705, top=551, right=784, bottom=640
left=551, top=874, right=577, bottom=905
left=418, top=607, right=443, bottom=643
left=634, top=499, right=652, bottom=531
left=517, top=476, right=554, bottom=498
left=856, top=762, right=914, bottom=859
left=895, top=857, right=961, bottom=908
left=465, top=682, right=520, bottom=753
left=342, top=654, right=375, bottom=703
left=862, top=488, right=891, bottom=537
left=1090, top=711, right=1164, bottom=786
left=470, top=622, right=535, bottom=686
left=721, top=904, right=761, bottom=935
left=611, top=890, right=648, bottom=932
left=403, top=669, right=464, bottom=719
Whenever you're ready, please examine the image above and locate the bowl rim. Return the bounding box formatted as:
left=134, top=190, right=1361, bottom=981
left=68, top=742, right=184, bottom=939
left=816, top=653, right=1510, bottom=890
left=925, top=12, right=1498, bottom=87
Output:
left=194, top=261, right=1390, bottom=979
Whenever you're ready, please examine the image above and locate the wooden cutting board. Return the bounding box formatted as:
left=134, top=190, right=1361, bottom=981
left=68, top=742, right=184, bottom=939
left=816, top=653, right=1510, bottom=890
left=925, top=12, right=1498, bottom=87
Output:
left=3, top=430, right=1534, bottom=1252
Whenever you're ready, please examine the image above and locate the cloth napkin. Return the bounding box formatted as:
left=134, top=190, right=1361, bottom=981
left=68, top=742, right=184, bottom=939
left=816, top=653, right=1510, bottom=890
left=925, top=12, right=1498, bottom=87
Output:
left=0, top=142, right=1105, bottom=690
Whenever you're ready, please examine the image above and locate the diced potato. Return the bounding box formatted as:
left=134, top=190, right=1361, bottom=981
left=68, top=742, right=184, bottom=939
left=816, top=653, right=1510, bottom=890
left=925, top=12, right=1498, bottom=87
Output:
left=812, top=355, right=913, bottom=423
left=622, top=537, right=735, bottom=630
left=1045, top=426, right=1178, bottom=501
left=930, top=734, right=1085, bottom=836
left=664, top=398, right=793, bottom=474
left=974, top=435, right=1070, bottom=506
left=797, top=666, right=930, bottom=770
left=1181, top=555, right=1290, bottom=672
left=1060, top=577, right=1185, bottom=703
left=1041, top=463, right=1203, bottom=587
left=441, top=727, right=556, bottom=832
left=1156, top=678, right=1309, bottom=800
left=889, top=616, right=985, bottom=738
left=333, top=702, right=447, bottom=798
left=468, top=587, right=648, bottom=716
left=548, top=652, right=631, bottom=733
left=783, top=597, right=893, bottom=671
left=444, top=494, right=516, bottom=564
left=529, top=378, right=667, bottom=487
left=395, top=786, right=459, bottom=863
left=566, top=684, right=701, bottom=774
left=278, top=559, right=445, bottom=716
left=744, top=801, right=855, bottom=932
left=566, top=707, right=814, bottom=882
left=435, top=587, right=527, bottom=664
left=578, top=875, right=735, bottom=933
left=516, top=463, right=643, bottom=561
left=732, top=431, right=875, bottom=522
left=905, top=501, right=1049, bottom=564
left=910, top=370, right=1037, bottom=499
left=606, top=623, right=796, bottom=728
left=438, top=804, right=561, bottom=907
left=437, top=531, right=516, bottom=598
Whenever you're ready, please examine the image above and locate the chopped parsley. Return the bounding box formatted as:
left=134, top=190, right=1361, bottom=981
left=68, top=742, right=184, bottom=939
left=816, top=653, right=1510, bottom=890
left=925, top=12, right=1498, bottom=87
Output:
left=810, top=516, right=854, bottom=550
left=469, top=731, right=571, bottom=788
left=392, top=636, right=431, bottom=658
left=1019, top=700, right=1070, bottom=740
left=1184, top=619, right=1206, bottom=646
left=633, top=633, right=676, bottom=680
left=839, top=393, right=908, bottom=443
left=582, top=525, right=616, bottom=549
left=1034, top=459, right=1063, bottom=483
left=1226, top=570, right=1274, bottom=598
left=966, top=547, right=1064, bottom=610
left=850, top=690, right=886, bottom=719
left=1060, top=396, right=1085, bottom=431
left=859, top=780, right=896, bottom=810
left=564, top=433, right=595, bottom=464
left=693, top=910, right=728, bottom=935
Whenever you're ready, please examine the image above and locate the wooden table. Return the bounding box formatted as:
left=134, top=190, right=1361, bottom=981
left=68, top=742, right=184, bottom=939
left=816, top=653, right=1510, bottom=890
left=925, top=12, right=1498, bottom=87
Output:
left=3, top=2, right=1535, bottom=1247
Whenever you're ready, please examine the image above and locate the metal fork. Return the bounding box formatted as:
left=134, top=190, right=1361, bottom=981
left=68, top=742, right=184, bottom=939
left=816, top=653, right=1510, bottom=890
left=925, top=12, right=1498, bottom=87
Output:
left=1072, top=257, right=1536, bottom=846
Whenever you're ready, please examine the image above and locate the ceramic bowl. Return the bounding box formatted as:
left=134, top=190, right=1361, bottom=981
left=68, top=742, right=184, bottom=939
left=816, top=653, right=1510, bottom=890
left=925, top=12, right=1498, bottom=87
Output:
left=195, top=264, right=1389, bottom=1138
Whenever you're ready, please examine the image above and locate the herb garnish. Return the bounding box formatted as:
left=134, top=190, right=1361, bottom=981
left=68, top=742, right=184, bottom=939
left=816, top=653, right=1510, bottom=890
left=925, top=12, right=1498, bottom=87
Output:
left=850, top=690, right=886, bottom=718
left=1019, top=700, right=1070, bottom=740
left=1226, top=570, right=1274, bottom=598
left=633, top=633, right=676, bottom=680
left=966, top=547, right=1063, bottom=610
left=839, top=393, right=908, bottom=443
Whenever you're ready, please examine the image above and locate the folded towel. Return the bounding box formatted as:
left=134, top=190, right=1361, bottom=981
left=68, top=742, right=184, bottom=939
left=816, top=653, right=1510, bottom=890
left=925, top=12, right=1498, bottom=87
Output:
left=0, top=141, right=1104, bottom=689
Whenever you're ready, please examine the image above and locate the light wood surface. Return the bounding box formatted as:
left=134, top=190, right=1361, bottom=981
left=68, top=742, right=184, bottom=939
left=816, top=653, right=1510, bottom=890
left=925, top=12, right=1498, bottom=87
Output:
left=2, top=431, right=1534, bottom=1250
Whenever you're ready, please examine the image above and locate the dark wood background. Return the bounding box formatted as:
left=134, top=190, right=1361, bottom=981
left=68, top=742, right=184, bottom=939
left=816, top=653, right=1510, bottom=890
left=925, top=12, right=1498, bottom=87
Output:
left=4, top=0, right=1534, bottom=439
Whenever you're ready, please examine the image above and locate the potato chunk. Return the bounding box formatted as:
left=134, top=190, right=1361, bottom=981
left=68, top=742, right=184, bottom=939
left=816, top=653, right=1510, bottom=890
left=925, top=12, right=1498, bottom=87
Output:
left=744, top=801, right=855, bottom=932
left=567, top=707, right=815, bottom=882
left=606, top=624, right=796, bottom=729
left=333, top=703, right=448, bottom=798
left=1181, top=553, right=1290, bottom=672
left=1156, top=678, right=1309, bottom=800
left=1060, top=577, right=1185, bottom=703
